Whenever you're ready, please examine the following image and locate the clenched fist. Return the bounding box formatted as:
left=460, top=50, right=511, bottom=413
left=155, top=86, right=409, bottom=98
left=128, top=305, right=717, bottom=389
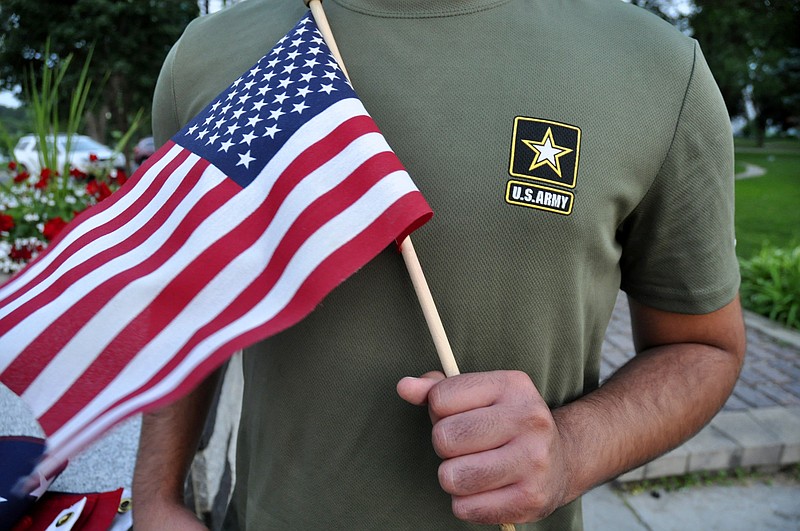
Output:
left=397, top=370, right=572, bottom=525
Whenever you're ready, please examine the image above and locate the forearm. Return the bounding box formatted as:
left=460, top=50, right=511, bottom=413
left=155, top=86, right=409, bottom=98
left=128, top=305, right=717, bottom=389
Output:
left=397, top=297, right=744, bottom=525
left=553, top=298, right=745, bottom=502
left=133, top=369, right=223, bottom=505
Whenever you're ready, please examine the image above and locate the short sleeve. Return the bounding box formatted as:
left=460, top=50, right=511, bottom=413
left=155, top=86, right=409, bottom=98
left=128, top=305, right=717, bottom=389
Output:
left=618, top=41, right=740, bottom=315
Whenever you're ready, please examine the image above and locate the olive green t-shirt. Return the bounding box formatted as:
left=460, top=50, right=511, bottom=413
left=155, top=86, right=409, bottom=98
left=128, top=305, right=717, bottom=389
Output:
left=152, top=0, right=739, bottom=529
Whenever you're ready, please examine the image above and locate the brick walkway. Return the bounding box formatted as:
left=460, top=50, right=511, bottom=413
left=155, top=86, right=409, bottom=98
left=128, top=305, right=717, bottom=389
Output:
left=602, top=292, right=800, bottom=481
left=601, top=292, right=800, bottom=411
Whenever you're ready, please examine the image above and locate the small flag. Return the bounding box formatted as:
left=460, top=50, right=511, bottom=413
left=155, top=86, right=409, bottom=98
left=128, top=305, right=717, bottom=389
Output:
left=0, top=437, right=50, bottom=526
left=10, top=489, right=125, bottom=531
left=0, top=12, right=432, bottom=482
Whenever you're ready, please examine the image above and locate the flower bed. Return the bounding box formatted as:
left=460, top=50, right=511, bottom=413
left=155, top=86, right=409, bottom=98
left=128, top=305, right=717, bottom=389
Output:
left=0, top=160, right=126, bottom=274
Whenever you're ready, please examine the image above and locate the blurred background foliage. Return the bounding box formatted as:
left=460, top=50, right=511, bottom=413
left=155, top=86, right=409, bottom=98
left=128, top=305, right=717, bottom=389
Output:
left=630, top=0, right=800, bottom=146
left=0, top=0, right=199, bottom=146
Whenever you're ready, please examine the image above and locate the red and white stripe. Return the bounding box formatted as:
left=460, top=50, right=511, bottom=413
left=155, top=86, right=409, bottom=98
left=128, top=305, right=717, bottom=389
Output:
left=0, top=97, right=431, bottom=476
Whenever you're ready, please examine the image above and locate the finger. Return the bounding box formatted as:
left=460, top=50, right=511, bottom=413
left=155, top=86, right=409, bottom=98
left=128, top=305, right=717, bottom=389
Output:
left=429, top=371, right=536, bottom=418
left=431, top=406, right=515, bottom=458
left=451, top=485, right=537, bottom=524
left=396, top=371, right=446, bottom=406
left=450, top=484, right=553, bottom=525
left=437, top=446, right=522, bottom=496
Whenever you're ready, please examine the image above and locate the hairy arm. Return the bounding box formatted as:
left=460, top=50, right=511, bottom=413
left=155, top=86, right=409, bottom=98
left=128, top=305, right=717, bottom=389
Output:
left=554, top=295, right=746, bottom=501
left=132, top=369, right=223, bottom=530
left=398, top=296, right=746, bottom=524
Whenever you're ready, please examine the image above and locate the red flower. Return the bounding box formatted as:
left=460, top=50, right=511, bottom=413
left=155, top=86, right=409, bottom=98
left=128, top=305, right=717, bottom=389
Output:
left=86, top=180, right=113, bottom=201
left=97, top=182, right=113, bottom=201
left=10, top=246, right=30, bottom=261
left=89, top=153, right=98, bottom=162
left=34, top=168, right=54, bottom=189
left=9, top=245, right=42, bottom=262
left=43, top=216, right=68, bottom=241
left=70, top=167, right=88, bottom=179
left=8, top=161, right=16, bottom=171
left=13, top=171, right=29, bottom=183
left=0, top=214, right=14, bottom=232
left=115, top=169, right=127, bottom=186
left=86, top=180, right=100, bottom=196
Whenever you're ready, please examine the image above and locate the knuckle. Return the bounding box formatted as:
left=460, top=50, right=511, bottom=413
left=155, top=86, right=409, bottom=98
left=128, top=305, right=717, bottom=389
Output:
left=518, top=402, right=555, bottom=433
left=451, top=497, right=478, bottom=522
left=426, top=383, right=448, bottom=415
left=506, top=370, right=532, bottom=388
left=517, top=486, right=557, bottom=521
left=524, top=439, right=550, bottom=468
left=450, top=497, right=469, bottom=521
left=432, top=415, right=489, bottom=457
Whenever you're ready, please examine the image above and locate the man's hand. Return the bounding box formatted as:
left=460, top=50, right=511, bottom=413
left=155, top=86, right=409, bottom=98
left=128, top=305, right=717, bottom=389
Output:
left=397, top=370, right=570, bottom=525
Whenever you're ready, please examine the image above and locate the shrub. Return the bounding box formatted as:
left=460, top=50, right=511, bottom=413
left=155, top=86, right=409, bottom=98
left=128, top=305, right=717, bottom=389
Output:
left=0, top=161, right=126, bottom=273
left=739, top=245, right=800, bottom=330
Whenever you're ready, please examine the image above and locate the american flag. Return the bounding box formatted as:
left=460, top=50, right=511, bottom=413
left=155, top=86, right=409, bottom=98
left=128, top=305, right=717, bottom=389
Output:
left=0, top=12, right=432, bottom=480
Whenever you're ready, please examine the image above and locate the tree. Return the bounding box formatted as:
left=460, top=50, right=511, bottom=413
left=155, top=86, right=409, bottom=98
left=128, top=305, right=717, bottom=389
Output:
left=0, top=0, right=199, bottom=144
left=691, top=0, right=800, bottom=145
left=0, top=104, right=29, bottom=153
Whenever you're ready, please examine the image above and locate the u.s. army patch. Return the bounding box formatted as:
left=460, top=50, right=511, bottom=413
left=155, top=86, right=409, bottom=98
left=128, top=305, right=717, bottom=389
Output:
left=506, top=180, right=573, bottom=215
left=508, top=117, right=581, bottom=189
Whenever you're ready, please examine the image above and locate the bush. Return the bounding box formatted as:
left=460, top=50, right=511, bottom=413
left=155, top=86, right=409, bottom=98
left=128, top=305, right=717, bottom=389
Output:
left=739, top=245, right=800, bottom=330
left=0, top=161, right=126, bottom=273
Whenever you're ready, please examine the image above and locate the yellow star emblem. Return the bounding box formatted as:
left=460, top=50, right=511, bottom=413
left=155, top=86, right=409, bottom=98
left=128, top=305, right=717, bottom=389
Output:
left=521, top=127, right=574, bottom=179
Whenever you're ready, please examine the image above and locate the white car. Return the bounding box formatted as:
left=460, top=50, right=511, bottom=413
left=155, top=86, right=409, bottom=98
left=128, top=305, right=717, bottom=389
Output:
left=13, top=134, right=126, bottom=174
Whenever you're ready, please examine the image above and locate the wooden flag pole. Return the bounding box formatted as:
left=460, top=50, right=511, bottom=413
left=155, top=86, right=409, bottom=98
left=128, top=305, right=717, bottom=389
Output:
left=306, top=2, right=515, bottom=529
left=396, top=236, right=460, bottom=377
left=305, top=0, right=460, bottom=379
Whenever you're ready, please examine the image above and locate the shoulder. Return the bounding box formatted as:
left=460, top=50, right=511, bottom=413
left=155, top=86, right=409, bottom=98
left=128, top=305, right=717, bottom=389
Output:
left=548, top=0, right=705, bottom=141
left=563, top=0, right=697, bottom=73
left=568, top=0, right=691, bottom=44
left=165, top=0, right=307, bottom=127
left=178, top=0, right=306, bottom=49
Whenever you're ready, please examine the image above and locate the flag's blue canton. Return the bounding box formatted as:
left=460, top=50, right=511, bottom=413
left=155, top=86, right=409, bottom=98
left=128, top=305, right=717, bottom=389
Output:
left=173, top=13, right=354, bottom=188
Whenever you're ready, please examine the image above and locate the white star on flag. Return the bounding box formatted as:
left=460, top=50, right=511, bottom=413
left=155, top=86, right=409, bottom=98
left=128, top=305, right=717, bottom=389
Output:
left=236, top=150, right=256, bottom=168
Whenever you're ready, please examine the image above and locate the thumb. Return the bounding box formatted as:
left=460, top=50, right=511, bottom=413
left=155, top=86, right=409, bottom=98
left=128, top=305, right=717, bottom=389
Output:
left=396, top=371, right=446, bottom=406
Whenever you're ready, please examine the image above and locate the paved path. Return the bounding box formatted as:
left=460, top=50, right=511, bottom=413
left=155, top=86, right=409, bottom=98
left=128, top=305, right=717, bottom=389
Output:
left=602, top=294, right=800, bottom=413
left=603, top=293, right=800, bottom=482
left=584, top=474, right=800, bottom=530
left=734, top=162, right=767, bottom=179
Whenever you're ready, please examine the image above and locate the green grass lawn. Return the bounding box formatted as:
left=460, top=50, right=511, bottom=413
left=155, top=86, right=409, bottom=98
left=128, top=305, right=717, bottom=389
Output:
left=734, top=140, right=800, bottom=260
